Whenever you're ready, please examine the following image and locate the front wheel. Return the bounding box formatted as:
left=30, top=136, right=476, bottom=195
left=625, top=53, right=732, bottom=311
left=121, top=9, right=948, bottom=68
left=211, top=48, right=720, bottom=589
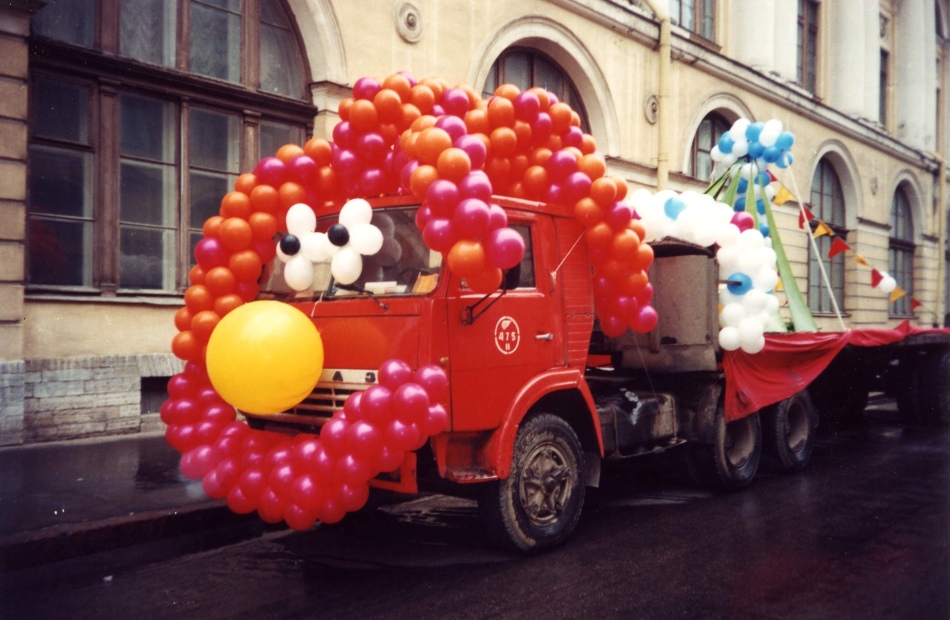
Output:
left=478, top=413, right=586, bottom=553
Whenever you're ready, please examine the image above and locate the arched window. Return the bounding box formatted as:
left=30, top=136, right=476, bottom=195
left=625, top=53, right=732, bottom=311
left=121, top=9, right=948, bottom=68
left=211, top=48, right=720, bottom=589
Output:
left=688, top=111, right=730, bottom=181
left=807, top=159, right=847, bottom=314
left=27, top=0, right=313, bottom=293
left=482, top=49, right=590, bottom=132
left=889, top=185, right=915, bottom=316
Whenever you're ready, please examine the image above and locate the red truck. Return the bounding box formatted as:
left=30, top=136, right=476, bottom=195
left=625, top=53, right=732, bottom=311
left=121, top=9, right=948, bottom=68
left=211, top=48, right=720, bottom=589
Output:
left=244, top=192, right=950, bottom=552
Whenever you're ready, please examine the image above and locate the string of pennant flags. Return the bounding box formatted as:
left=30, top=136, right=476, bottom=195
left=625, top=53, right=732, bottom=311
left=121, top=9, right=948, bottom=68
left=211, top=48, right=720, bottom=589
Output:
left=772, top=184, right=924, bottom=311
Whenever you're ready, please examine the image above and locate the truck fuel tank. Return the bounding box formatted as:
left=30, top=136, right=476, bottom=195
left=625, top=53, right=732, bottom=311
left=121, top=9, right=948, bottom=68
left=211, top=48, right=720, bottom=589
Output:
left=596, top=388, right=681, bottom=459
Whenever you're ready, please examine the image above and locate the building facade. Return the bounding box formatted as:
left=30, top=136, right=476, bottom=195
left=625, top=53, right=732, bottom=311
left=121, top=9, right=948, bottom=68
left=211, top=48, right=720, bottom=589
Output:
left=1, top=0, right=947, bottom=445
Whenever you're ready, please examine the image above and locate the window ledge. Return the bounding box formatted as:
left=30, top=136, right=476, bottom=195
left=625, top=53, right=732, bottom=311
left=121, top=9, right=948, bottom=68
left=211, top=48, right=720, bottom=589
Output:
left=25, top=292, right=183, bottom=307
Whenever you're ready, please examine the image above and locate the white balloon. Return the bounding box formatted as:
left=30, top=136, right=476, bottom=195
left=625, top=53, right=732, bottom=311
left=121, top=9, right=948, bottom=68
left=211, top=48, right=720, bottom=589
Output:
left=732, top=137, right=749, bottom=158
left=743, top=289, right=769, bottom=314
left=738, top=251, right=764, bottom=275
left=331, top=247, right=363, bottom=285
left=629, top=188, right=654, bottom=211
left=720, top=303, right=746, bottom=328
left=348, top=223, right=384, bottom=256
left=752, top=267, right=779, bottom=292
left=339, top=198, right=373, bottom=227
left=276, top=239, right=292, bottom=263
left=738, top=317, right=765, bottom=352
left=715, top=223, right=741, bottom=248
left=317, top=233, right=341, bottom=258
left=284, top=254, right=314, bottom=291
left=738, top=229, right=766, bottom=251
left=300, top=232, right=330, bottom=263
left=717, top=246, right=741, bottom=274
left=721, top=153, right=738, bottom=167
left=764, top=293, right=780, bottom=315
left=286, top=203, right=316, bottom=236
left=729, top=119, right=750, bottom=141
left=720, top=288, right=742, bottom=308
left=741, top=333, right=766, bottom=354
left=710, top=145, right=723, bottom=162
left=879, top=275, right=897, bottom=293
left=719, top=326, right=741, bottom=351
left=759, top=119, right=783, bottom=148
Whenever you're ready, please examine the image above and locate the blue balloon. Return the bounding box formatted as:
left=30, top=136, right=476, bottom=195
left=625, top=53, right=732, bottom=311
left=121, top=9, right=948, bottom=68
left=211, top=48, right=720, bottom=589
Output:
left=726, top=272, right=753, bottom=295
left=756, top=199, right=766, bottom=215
left=748, top=141, right=765, bottom=159
left=759, top=223, right=770, bottom=237
left=734, top=196, right=746, bottom=212
left=664, top=196, right=687, bottom=220
left=736, top=177, right=749, bottom=193
left=745, top=122, right=764, bottom=142
left=775, top=131, right=795, bottom=150
left=776, top=152, right=794, bottom=169
left=758, top=171, right=771, bottom=186
left=762, top=145, right=782, bottom=163
left=718, top=134, right=735, bottom=154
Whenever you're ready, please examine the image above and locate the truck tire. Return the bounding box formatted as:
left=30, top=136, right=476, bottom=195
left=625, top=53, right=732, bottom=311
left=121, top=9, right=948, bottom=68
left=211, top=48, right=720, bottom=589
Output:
left=687, top=405, right=761, bottom=492
left=762, top=391, right=816, bottom=473
left=478, top=413, right=586, bottom=553
left=919, top=350, right=950, bottom=426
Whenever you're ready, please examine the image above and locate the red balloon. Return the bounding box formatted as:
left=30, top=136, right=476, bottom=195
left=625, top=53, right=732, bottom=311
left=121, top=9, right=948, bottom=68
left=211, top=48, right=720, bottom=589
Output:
left=268, top=463, right=297, bottom=497
left=291, top=473, right=325, bottom=512
left=379, top=358, right=414, bottom=390
left=336, top=453, right=374, bottom=486
left=284, top=503, right=318, bottom=531
left=413, top=365, right=449, bottom=404
left=238, top=468, right=267, bottom=503
left=338, top=483, right=370, bottom=513
left=375, top=445, right=405, bottom=473
left=226, top=485, right=257, bottom=514
left=360, top=385, right=393, bottom=424
left=320, top=417, right=351, bottom=457
left=422, top=403, right=449, bottom=436
left=257, top=488, right=287, bottom=524
left=393, top=383, right=430, bottom=426
left=345, top=420, right=384, bottom=459
left=384, top=418, right=421, bottom=452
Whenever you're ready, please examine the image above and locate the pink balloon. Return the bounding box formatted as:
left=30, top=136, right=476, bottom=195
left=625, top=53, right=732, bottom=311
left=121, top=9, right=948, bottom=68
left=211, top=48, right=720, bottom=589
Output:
left=455, top=135, right=488, bottom=171
left=320, top=416, right=351, bottom=457
left=194, top=237, right=228, bottom=270
left=356, top=132, right=387, bottom=166
left=633, top=305, right=659, bottom=333
left=360, top=385, right=393, bottom=424
left=413, top=365, right=449, bottom=404
left=336, top=453, right=374, bottom=486
left=414, top=204, right=432, bottom=230
left=384, top=418, right=421, bottom=452
left=636, top=282, right=654, bottom=306
left=393, top=383, right=431, bottom=426
left=345, top=420, right=384, bottom=460
left=488, top=203, right=508, bottom=230
left=441, top=88, right=470, bottom=117
left=426, top=179, right=460, bottom=218
left=453, top=198, right=491, bottom=240
left=600, top=314, right=627, bottom=338
left=613, top=295, right=640, bottom=324
left=731, top=212, right=755, bottom=233
left=253, top=156, right=287, bottom=188
left=400, top=160, right=419, bottom=193
left=563, top=171, right=592, bottom=203
left=379, top=358, right=413, bottom=390
left=564, top=126, right=584, bottom=148
left=513, top=91, right=541, bottom=123
left=331, top=147, right=359, bottom=177
left=435, top=115, right=467, bottom=141
left=458, top=170, right=492, bottom=201
left=422, top=403, right=449, bottom=435
left=423, top=218, right=458, bottom=254
left=353, top=76, right=380, bottom=101
left=343, top=390, right=363, bottom=420
left=604, top=202, right=633, bottom=231
left=485, top=227, right=525, bottom=270
left=532, top=113, right=553, bottom=145
left=360, top=168, right=386, bottom=196
left=268, top=463, right=297, bottom=497
left=288, top=155, right=318, bottom=187
left=547, top=150, right=578, bottom=181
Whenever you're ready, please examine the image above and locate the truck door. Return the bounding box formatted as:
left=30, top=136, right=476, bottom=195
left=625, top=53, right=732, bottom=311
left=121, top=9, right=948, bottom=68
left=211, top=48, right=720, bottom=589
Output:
left=445, top=213, right=565, bottom=431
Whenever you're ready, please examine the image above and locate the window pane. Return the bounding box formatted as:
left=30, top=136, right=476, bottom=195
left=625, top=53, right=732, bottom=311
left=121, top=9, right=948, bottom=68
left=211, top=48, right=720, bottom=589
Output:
left=261, top=22, right=305, bottom=97
left=260, top=120, right=303, bottom=160
left=190, top=108, right=240, bottom=171
left=32, top=0, right=95, bottom=48
left=261, top=0, right=289, bottom=27
left=121, top=161, right=177, bottom=226
left=202, top=0, right=241, bottom=10
left=28, top=145, right=93, bottom=218
left=190, top=1, right=242, bottom=83
left=534, top=57, right=564, bottom=99
left=120, top=227, right=175, bottom=289
left=681, top=0, right=695, bottom=30
left=33, top=77, right=91, bottom=144
left=121, top=0, right=177, bottom=67
left=120, top=94, right=176, bottom=162
left=503, top=52, right=531, bottom=90
left=190, top=170, right=230, bottom=229
left=28, top=218, right=93, bottom=286
left=702, top=0, right=715, bottom=39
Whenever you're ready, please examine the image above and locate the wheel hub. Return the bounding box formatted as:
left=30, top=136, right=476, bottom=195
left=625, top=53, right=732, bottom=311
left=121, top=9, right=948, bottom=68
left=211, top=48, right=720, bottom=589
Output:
left=519, top=443, right=574, bottom=527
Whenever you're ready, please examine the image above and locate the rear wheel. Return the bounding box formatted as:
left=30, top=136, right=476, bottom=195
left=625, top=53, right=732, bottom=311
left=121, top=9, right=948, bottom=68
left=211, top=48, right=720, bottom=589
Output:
left=687, top=405, right=761, bottom=491
left=762, top=391, right=817, bottom=473
left=478, top=413, right=586, bottom=553
left=919, top=351, right=950, bottom=426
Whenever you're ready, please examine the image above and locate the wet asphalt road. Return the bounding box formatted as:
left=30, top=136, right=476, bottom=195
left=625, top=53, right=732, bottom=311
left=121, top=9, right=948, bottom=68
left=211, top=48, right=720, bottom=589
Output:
left=3, top=409, right=948, bottom=620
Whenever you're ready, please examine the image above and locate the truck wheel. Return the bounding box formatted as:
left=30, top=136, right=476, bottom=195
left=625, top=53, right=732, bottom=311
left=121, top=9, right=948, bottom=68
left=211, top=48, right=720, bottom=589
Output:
left=478, top=413, right=586, bottom=553
left=920, top=351, right=950, bottom=426
left=687, top=406, right=761, bottom=491
left=762, top=391, right=816, bottom=473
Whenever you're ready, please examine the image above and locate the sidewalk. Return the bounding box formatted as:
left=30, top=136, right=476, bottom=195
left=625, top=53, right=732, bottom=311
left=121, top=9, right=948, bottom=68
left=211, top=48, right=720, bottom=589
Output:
left=0, top=432, right=257, bottom=571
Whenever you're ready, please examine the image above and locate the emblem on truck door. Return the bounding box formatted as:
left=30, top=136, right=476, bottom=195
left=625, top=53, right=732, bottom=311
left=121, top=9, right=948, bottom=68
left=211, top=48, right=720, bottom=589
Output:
left=494, top=316, right=521, bottom=355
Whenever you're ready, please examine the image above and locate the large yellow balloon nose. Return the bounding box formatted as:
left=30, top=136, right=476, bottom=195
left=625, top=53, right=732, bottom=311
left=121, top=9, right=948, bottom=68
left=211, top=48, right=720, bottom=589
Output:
left=207, top=300, right=324, bottom=415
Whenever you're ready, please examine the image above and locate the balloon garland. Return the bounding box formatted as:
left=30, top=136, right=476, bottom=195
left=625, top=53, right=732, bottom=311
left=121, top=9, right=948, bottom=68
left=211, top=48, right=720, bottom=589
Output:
left=163, top=72, right=659, bottom=530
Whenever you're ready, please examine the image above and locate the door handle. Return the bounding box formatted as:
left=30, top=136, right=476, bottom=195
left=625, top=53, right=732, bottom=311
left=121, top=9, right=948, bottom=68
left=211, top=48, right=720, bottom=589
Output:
left=536, top=333, right=554, bottom=341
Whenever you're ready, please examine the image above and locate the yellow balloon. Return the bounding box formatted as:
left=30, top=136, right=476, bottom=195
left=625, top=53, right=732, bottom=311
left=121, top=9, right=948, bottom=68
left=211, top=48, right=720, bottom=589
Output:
left=207, top=300, right=324, bottom=415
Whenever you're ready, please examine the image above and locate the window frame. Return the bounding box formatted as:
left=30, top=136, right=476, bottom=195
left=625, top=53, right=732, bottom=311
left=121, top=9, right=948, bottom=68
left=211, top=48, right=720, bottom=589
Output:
left=688, top=111, right=730, bottom=181
left=888, top=185, right=915, bottom=318
left=669, top=0, right=716, bottom=42
left=807, top=159, right=847, bottom=315
left=797, top=0, right=819, bottom=93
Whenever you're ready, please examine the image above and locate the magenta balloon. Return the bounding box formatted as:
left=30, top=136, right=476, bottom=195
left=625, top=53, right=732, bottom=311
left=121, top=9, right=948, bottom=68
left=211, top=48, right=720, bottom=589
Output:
left=360, top=168, right=386, bottom=196
left=413, top=364, right=449, bottom=404
left=194, top=237, right=228, bottom=269
left=423, top=217, right=458, bottom=253
left=167, top=374, right=195, bottom=398
left=288, top=155, right=319, bottom=187
left=384, top=418, right=420, bottom=452
left=488, top=203, right=508, bottom=230
left=332, top=121, right=355, bottom=148
left=393, top=382, right=430, bottom=426
left=168, top=398, right=201, bottom=425
left=414, top=204, right=433, bottom=230
left=485, top=227, right=525, bottom=270
left=455, top=135, right=487, bottom=170
left=441, top=88, right=470, bottom=117
left=604, top=202, right=633, bottom=231
left=453, top=197, right=491, bottom=239
left=458, top=169, right=492, bottom=201
left=435, top=115, right=467, bottom=141
left=431, top=104, right=445, bottom=117
left=398, top=71, right=418, bottom=86
left=345, top=420, right=384, bottom=458
left=547, top=150, right=578, bottom=181
left=544, top=183, right=564, bottom=205
left=422, top=403, right=449, bottom=435
left=379, top=358, right=413, bottom=390
left=331, top=147, right=360, bottom=177
left=320, top=416, right=350, bottom=457
left=360, top=384, right=393, bottom=424
left=633, top=304, right=659, bottom=333
left=600, top=314, right=627, bottom=338
left=400, top=160, right=419, bottom=193
left=343, top=390, right=363, bottom=420
left=353, top=76, right=381, bottom=101
left=513, top=91, right=541, bottom=123
left=356, top=132, right=387, bottom=166
left=563, top=171, right=592, bottom=203
left=612, top=295, right=640, bottom=324
left=564, top=126, right=584, bottom=148
left=636, top=282, right=654, bottom=306
left=253, top=156, right=288, bottom=188
left=426, top=179, right=460, bottom=218
left=731, top=211, right=755, bottom=233
left=532, top=112, right=553, bottom=145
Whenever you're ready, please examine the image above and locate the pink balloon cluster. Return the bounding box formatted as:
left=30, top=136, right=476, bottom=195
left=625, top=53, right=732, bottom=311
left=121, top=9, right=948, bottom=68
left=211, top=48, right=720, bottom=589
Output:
left=162, top=359, right=448, bottom=530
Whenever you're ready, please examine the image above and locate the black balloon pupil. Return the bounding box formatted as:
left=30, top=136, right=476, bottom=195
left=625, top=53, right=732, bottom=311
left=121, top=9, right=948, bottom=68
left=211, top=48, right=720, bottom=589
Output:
left=328, top=224, right=350, bottom=247
left=280, top=234, right=301, bottom=256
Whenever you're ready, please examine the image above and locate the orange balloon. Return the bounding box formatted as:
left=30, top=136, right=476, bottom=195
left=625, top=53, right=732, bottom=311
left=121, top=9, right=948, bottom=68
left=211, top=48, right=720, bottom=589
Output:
left=574, top=198, right=604, bottom=227
left=205, top=266, right=237, bottom=296
left=419, top=77, right=445, bottom=100
left=628, top=219, right=647, bottom=241
left=250, top=185, right=280, bottom=214
left=278, top=182, right=308, bottom=211
left=633, top=242, right=654, bottom=271
left=249, top=212, right=278, bottom=243
left=417, top=128, right=452, bottom=166
left=494, top=83, right=521, bottom=101
left=234, top=173, right=258, bottom=195
left=580, top=133, right=597, bottom=155
left=315, top=167, right=341, bottom=201
left=590, top=177, right=618, bottom=207
left=570, top=111, right=581, bottom=128
left=184, top=285, right=215, bottom=314
left=228, top=250, right=263, bottom=282
left=275, top=144, right=304, bottom=164
left=220, top=192, right=252, bottom=220
left=578, top=154, right=607, bottom=180
left=409, top=164, right=439, bottom=198
left=188, top=264, right=206, bottom=286
left=584, top=222, right=613, bottom=250
left=617, top=270, right=648, bottom=297
left=191, top=310, right=221, bottom=343
left=382, top=73, right=412, bottom=101
left=409, top=84, right=435, bottom=114
left=509, top=182, right=528, bottom=200
left=464, top=108, right=490, bottom=136
left=529, top=87, right=550, bottom=111
left=399, top=103, right=422, bottom=132
left=174, top=306, right=193, bottom=332
left=485, top=156, right=511, bottom=191
left=219, top=217, right=253, bottom=251
left=513, top=121, right=532, bottom=152
left=373, top=88, right=403, bottom=124
left=203, top=215, right=224, bottom=239
left=349, top=99, right=378, bottom=133
left=510, top=155, right=529, bottom=181
left=490, top=127, right=518, bottom=158
left=529, top=147, right=552, bottom=168
left=545, top=135, right=563, bottom=152
left=466, top=266, right=503, bottom=293
left=487, top=97, right=515, bottom=129
left=437, top=148, right=472, bottom=183
left=447, top=240, right=486, bottom=279
left=611, top=229, right=641, bottom=261
left=613, top=176, right=629, bottom=201
left=214, top=293, right=245, bottom=318
left=338, top=97, right=354, bottom=121
left=410, top=114, right=437, bottom=133
left=379, top=123, right=399, bottom=146
left=522, top=165, right=549, bottom=199
left=549, top=103, right=573, bottom=134
left=172, top=330, right=201, bottom=362
left=304, top=138, right=332, bottom=167
left=601, top=259, right=626, bottom=281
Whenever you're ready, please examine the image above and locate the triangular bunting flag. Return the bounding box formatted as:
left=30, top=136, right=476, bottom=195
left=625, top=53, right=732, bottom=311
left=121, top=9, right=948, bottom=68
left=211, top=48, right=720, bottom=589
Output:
left=796, top=204, right=815, bottom=226
left=828, top=236, right=850, bottom=258
left=889, top=287, right=906, bottom=303
left=855, top=255, right=869, bottom=267
left=775, top=278, right=784, bottom=291
left=910, top=298, right=923, bottom=310
left=814, top=221, right=834, bottom=237
left=775, top=186, right=795, bottom=208
left=870, top=268, right=883, bottom=287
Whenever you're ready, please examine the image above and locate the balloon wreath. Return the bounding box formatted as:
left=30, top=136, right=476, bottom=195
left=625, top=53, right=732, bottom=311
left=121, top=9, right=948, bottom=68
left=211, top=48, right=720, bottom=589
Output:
left=162, top=72, right=658, bottom=530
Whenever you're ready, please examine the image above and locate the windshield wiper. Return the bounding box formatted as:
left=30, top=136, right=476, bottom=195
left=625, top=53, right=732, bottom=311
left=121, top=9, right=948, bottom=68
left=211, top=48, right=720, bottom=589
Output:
left=333, top=283, right=389, bottom=310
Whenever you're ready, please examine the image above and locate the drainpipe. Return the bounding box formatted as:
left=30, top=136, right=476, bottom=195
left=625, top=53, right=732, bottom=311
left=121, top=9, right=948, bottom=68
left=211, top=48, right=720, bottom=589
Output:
left=640, top=0, right=671, bottom=190
left=935, top=153, right=947, bottom=327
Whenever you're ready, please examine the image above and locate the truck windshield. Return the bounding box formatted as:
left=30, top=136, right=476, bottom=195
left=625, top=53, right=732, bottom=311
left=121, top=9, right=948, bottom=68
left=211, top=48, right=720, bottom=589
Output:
left=259, top=206, right=442, bottom=300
